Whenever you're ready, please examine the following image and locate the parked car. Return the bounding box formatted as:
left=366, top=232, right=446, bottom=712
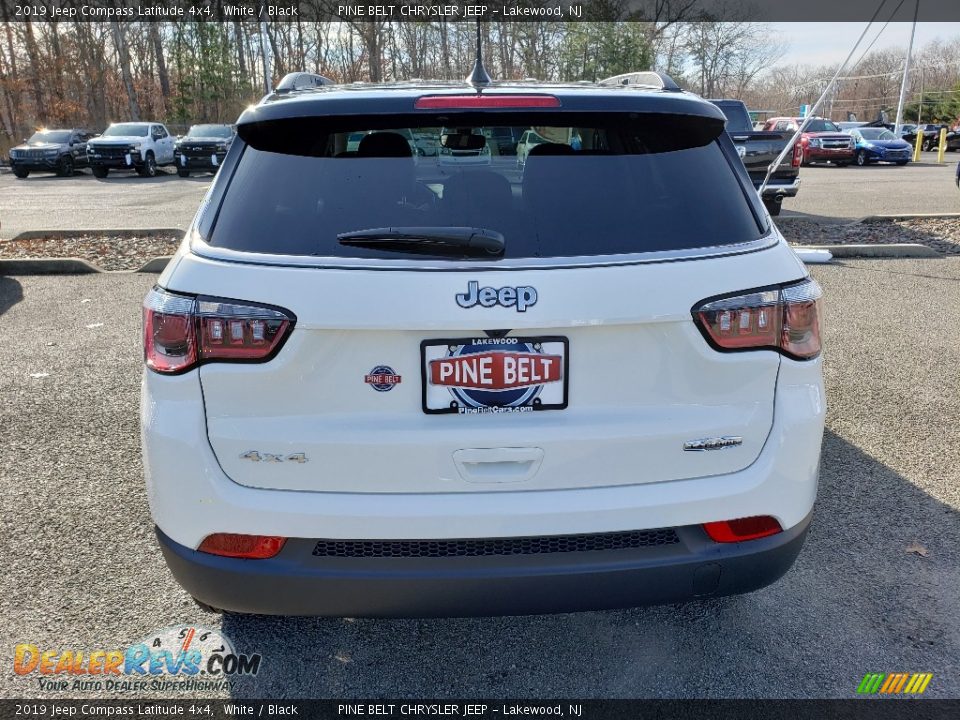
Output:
left=900, top=123, right=949, bottom=151
left=763, top=116, right=855, bottom=166
left=87, top=122, right=176, bottom=177
left=344, top=128, right=421, bottom=156
left=847, top=127, right=912, bottom=166
left=437, top=127, right=492, bottom=165
left=515, top=127, right=553, bottom=168
left=485, top=126, right=522, bottom=155
left=142, top=70, right=825, bottom=617
left=8, top=128, right=94, bottom=178
left=710, top=100, right=801, bottom=216
left=174, top=124, right=235, bottom=177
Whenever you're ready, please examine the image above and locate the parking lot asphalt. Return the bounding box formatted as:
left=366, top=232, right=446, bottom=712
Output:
left=0, top=169, right=209, bottom=239
left=1, top=152, right=958, bottom=239
left=781, top=155, right=959, bottom=220
left=1, top=257, right=958, bottom=699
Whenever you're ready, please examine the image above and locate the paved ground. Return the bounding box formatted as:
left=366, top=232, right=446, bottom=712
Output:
left=1, top=259, right=958, bottom=699
left=0, top=168, right=209, bottom=239
left=0, top=153, right=958, bottom=239
left=781, top=155, right=959, bottom=220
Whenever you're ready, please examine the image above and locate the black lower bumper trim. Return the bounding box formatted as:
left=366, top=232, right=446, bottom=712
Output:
left=11, top=161, right=60, bottom=171
left=156, top=513, right=811, bottom=618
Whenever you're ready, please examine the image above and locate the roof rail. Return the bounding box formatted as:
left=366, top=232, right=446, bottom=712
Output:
left=274, top=72, right=335, bottom=94
left=598, top=71, right=682, bottom=92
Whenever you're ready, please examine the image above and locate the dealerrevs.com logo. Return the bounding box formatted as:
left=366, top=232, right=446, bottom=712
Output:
left=14, top=626, right=260, bottom=693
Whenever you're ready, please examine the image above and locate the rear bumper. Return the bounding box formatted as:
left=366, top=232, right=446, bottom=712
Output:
left=156, top=512, right=812, bottom=617
left=760, top=177, right=801, bottom=198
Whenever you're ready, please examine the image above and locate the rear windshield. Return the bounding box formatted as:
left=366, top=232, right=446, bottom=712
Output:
left=208, top=112, right=764, bottom=261
left=711, top=101, right=753, bottom=133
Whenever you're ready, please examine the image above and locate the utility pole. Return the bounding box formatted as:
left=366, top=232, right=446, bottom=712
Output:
left=893, top=0, right=919, bottom=135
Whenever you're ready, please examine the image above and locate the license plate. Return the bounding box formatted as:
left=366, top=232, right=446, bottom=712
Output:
left=421, top=336, right=568, bottom=415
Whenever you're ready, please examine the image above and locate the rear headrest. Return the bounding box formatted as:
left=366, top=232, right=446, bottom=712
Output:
left=357, top=132, right=412, bottom=158
left=528, top=143, right=575, bottom=157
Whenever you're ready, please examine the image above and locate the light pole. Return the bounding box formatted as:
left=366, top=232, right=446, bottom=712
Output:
left=893, top=0, right=919, bottom=136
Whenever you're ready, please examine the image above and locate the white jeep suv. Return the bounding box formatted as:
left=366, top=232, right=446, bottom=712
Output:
left=141, top=72, right=825, bottom=617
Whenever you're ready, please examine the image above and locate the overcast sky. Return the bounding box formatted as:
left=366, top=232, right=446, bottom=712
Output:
left=771, top=22, right=960, bottom=67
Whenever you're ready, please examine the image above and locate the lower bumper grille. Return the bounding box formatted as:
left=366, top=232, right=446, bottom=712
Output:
left=90, top=147, right=130, bottom=159
left=312, top=528, right=680, bottom=558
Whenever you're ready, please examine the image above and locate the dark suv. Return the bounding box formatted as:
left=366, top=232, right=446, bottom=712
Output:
left=174, top=124, right=236, bottom=177
left=9, top=128, right=94, bottom=178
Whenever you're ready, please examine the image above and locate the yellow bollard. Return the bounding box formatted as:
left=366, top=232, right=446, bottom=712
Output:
left=937, top=127, right=947, bottom=163
left=913, top=130, right=923, bottom=162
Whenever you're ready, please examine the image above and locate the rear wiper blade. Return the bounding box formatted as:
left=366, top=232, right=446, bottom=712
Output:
left=337, top=226, right=504, bottom=256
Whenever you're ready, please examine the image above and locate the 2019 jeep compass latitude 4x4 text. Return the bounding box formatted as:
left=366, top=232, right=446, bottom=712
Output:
left=142, top=72, right=825, bottom=617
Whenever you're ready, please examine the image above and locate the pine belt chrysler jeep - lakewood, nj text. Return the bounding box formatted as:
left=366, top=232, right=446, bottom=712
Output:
left=141, top=69, right=825, bottom=617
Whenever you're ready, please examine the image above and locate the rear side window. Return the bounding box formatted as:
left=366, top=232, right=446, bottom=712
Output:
left=209, top=111, right=764, bottom=261
left=712, top=101, right=753, bottom=133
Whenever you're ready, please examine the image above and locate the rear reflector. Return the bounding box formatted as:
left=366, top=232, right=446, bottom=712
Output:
left=198, top=533, right=287, bottom=559
left=415, top=95, right=561, bottom=109
left=703, top=516, right=783, bottom=543
left=143, top=288, right=295, bottom=374
left=692, top=278, right=822, bottom=360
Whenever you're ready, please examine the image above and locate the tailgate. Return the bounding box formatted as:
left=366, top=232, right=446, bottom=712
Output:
left=172, top=244, right=805, bottom=494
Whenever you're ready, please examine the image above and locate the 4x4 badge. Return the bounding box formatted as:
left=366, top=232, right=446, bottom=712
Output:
left=456, top=281, right=537, bottom=313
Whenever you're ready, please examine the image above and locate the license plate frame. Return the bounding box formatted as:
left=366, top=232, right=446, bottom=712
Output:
left=420, top=335, right=569, bottom=415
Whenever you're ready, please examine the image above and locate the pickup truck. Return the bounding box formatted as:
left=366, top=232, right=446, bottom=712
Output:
left=87, top=122, right=176, bottom=178
left=709, top=100, right=800, bottom=216
left=763, top=116, right=855, bottom=167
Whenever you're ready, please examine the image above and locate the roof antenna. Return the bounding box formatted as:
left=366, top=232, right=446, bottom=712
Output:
left=466, top=20, right=492, bottom=88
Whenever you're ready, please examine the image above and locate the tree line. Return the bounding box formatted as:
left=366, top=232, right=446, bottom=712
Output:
left=0, top=15, right=957, bottom=150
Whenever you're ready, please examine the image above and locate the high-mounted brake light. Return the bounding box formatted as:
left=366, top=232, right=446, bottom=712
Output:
left=143, top=288, right=295, bottom=374
left=198, top=533, right=287, bottom=559
left=703, top=516, right=782, bottom=543
left=692, top=278, right=822, bottom=360
left=414, top=95, right=561, bottom=110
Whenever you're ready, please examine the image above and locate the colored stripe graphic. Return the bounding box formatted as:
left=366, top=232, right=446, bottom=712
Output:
left=907, top=673, right=933, bottom=694
left=857, top=673, right=932, bottom=694
left=857, top=673, right=886, bottom=694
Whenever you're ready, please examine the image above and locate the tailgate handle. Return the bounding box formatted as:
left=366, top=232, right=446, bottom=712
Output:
left=453, top=447, right=544, bottom=484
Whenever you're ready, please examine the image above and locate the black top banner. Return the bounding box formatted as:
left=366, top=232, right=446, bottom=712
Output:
left=3, top=0, right=960, bottom=23
left=2, top=701, right=960, bottom=720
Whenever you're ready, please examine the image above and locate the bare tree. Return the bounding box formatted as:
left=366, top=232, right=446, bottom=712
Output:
left=111, top=21, right=141, bottom=119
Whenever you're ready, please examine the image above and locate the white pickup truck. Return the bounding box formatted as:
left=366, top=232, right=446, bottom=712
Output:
left=86, top=122, right=176, bottom=178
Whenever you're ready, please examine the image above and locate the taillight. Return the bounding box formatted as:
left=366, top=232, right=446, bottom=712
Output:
left=792, top=142, right=802, bottom=167
left=143, top=287, right=295, bottom=374
left=703, top=516, right=782, bottom=543
left=198, top=533, right=286, bottom=559
left=692, top=279, right=822, bottom=360
left=414, top=94, right=561, bottom=109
